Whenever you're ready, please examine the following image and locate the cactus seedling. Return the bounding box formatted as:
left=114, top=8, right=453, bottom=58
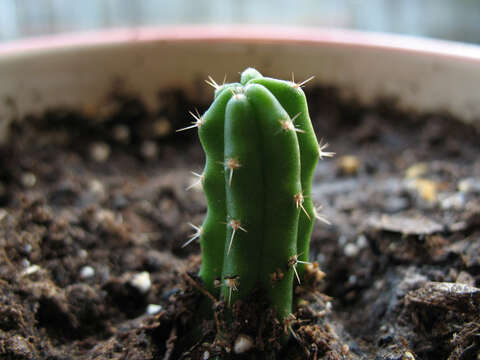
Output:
left=182, top=68, right=332, bottom=321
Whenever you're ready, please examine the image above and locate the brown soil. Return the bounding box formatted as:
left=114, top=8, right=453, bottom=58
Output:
left=1, top=85, right=479, bottom=360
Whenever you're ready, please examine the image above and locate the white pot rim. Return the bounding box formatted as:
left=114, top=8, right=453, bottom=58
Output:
left=1, top=25, right=480, bottom=63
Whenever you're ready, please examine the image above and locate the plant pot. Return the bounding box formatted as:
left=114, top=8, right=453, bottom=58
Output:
left=1, top=26, right=479, bottom=360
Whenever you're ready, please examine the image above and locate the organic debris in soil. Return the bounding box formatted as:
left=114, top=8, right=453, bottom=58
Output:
left=1, top=84, right=480, bottom=359
left=164, top=271, right=347, bottom=360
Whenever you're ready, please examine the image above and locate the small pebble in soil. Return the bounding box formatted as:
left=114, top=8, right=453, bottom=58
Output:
left=152, top=117, right=172, bottom=137
left=234, top=334, right=254, bottom=354
left=88, top=179, right=106, bottom=198
left=130, top=271, right=151, bottom=294
left=440, top=192, right=466, bottom=210
left=146, top=304, right=162, bottom=315
left=0, top=208, right=7, bottom=221
left=348, top=275, right=357, bottom=285
left=112, top=194, right=128, bottom=209
left=89, top=142, right=111, bottom=163
left=21, top=264, right=40, bottom=277
left=406, top=178, right=438, bottom=203
left=21, top=259, right=30, bottom=268
left=356, top=234, right=368, bottom=249
left=383, top=196, right=409, bottom=213
left=337, top=155, right=360, bottom=175
left=21, top=172, right=37, bottom=187
left=94, top=208, right=116, bottom=223
left=344, top=243, right=360, bottom=257
left=79, top=266, right=95, bottom=279
left=456, top=271, right=475, bottom=286
left=24, top=243, right=32, bottom=253
left=405, top=162, right=428, bottom=179
left=78, top=249, right=88, bottom=259
left=458, top=177, right=480, bottom=194
left=338, top=235, right=347, bottom=246
left=140, top=140, right=159, bottom=159
left=112, top=124, right=130, bottom=143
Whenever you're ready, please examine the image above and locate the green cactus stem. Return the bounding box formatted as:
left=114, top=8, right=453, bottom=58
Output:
left=181, top=68, right=331, bottom=321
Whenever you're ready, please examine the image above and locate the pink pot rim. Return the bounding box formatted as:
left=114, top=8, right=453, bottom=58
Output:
left=1, top=25, right=480, bottom=63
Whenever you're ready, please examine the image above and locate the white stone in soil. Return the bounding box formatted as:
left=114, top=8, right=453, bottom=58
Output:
left=153, top=117, right=171, bottom=137
left=112, top=124, right=130, bottom=143
left=140, top=140, right=158, bottom=159
left=89, top=179, right=105, bottom=196
left=89, top=142, right=111, bottom=163
left=146, top=304, right=162, bottom=315
left=21, top=172, right=36, bottom=187
left=441, top=192, right=465, bottom=210
left=356, top=234, right=368, bottom=249
left=234, top=334, right=254, bottom=354
left=21, top=264, right=40, bottom=276
left=24, top=244, right=32, bottom=253
left=130, top=271, right=151, bottom=294
left=458, top=178, right=480, bottom=193
left=344, top=243, right=359, bottom=257
left=0, top=208, right=7, bottom=221
left=79, top=266, right=95, bottom=279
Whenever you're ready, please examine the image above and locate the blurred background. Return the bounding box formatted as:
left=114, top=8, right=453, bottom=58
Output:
left=1, top=0, right=480, bottom=44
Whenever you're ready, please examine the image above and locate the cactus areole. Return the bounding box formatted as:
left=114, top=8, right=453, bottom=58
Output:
left=186, top=68, right=327, bottom=321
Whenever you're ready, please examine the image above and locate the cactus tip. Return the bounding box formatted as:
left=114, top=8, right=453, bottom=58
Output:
left=228, top=86, right=246, bottom=100
left=240, top=68, right=263, bottom=84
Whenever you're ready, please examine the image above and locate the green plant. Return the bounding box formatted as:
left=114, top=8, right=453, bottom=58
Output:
left=180, top=68, right=332, bottom=321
